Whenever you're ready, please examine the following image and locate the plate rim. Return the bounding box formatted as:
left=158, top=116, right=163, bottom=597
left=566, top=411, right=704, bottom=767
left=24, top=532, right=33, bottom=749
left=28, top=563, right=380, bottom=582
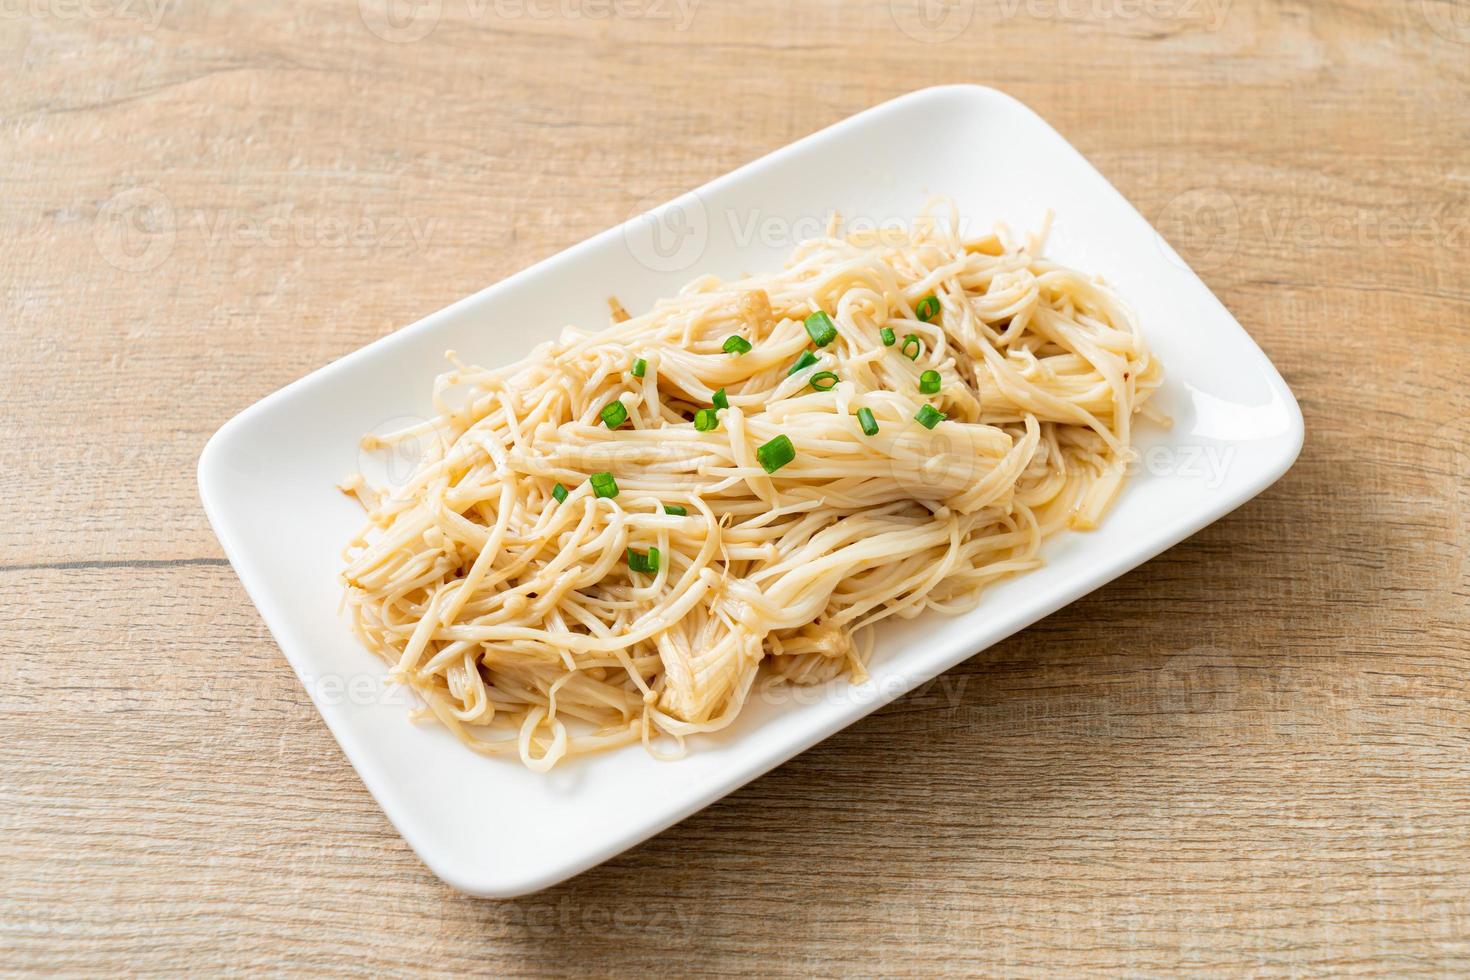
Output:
left=198, top=83, right=1304, bottom=897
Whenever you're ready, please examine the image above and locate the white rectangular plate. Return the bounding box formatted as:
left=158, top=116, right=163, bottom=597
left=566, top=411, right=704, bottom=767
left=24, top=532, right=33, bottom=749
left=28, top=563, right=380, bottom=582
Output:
left=199, top=85, right=1303, bottom=897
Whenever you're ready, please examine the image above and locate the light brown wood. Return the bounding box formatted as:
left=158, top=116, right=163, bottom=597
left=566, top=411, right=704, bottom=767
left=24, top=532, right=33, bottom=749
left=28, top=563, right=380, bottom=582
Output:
left=3, top=0, right=1468, bottom=974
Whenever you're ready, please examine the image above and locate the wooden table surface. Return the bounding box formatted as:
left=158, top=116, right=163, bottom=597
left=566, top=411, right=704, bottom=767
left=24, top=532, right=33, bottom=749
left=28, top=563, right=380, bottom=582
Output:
left=4, top=0, right=1468, bottom=974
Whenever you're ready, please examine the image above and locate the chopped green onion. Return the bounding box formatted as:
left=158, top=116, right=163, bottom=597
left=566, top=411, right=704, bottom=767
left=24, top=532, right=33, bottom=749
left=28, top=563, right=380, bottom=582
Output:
left=600, top=400, right=628, bottom=428
left=919, top=369, right=941, bottom=395
left=787, top=350, right=819, bottom=376
left=551, top=482, right=569, bottom=503
left=627, top=546, right=660, bottom=574
left=756, top=434, right=795, bottom=474
left=694, top=407, right=719, bottom=431
left=804, top=310, right=838, bottom=347
left=915, top=404, right=945, bottom=429
left=857, top=406, right=879, bottom=436
left=723, top=335, right=752, bottom=355
left=663, top=503, right=688, bottom=516
left=590, top=471, right=619, bottom=498
left=809, top=371, right=839, bottom=391
left=901, top=333, right=923, bottom=360
left=631, top=357, right=647, bottom=378
left=880, top=327, right=896, bottom=347
left=916, top=295, right=940, bottom=322
left=712, top=387, right=728, bottom=410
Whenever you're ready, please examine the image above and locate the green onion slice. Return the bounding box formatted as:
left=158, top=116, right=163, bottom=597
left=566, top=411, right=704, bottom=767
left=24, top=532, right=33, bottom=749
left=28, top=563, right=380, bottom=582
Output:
left=627, top=546, right=660, bottom=574
left=712, top=387, right=728, bottom=410
left=590, top=471, right=619, bottom=498
left=804, top=310, right=838, bottom=347
left=631, top=357, right=647, bottom=378
left=663, top=503, right=688, bottom=516
left=756, top=434, right=795, bottom=474
left=916, top=295, right=940, bottom=322
left=901, top=333, right=923, bottom=360
left=919, top=369, right=941, bottom=394
left=694, top=407, right=719, bottom=431
left=723, top=335, right=752, bottom=355
left=809, top=371, right=839, bottom=391
left=551, top=482, right=569, bottom=503
left=880, top=327, right=896, bottom=347
left=787, top=350, right=819, bottom=376
left=915, top=404, right=946, bottom=430
left=857, top=407, right=879, bottom=436
left=600, top=400, right=628, bottom=428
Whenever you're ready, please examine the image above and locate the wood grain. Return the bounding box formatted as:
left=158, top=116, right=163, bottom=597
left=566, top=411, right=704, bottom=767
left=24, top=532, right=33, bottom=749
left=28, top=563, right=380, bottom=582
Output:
left=2, top=0, right=1468, bottom=974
